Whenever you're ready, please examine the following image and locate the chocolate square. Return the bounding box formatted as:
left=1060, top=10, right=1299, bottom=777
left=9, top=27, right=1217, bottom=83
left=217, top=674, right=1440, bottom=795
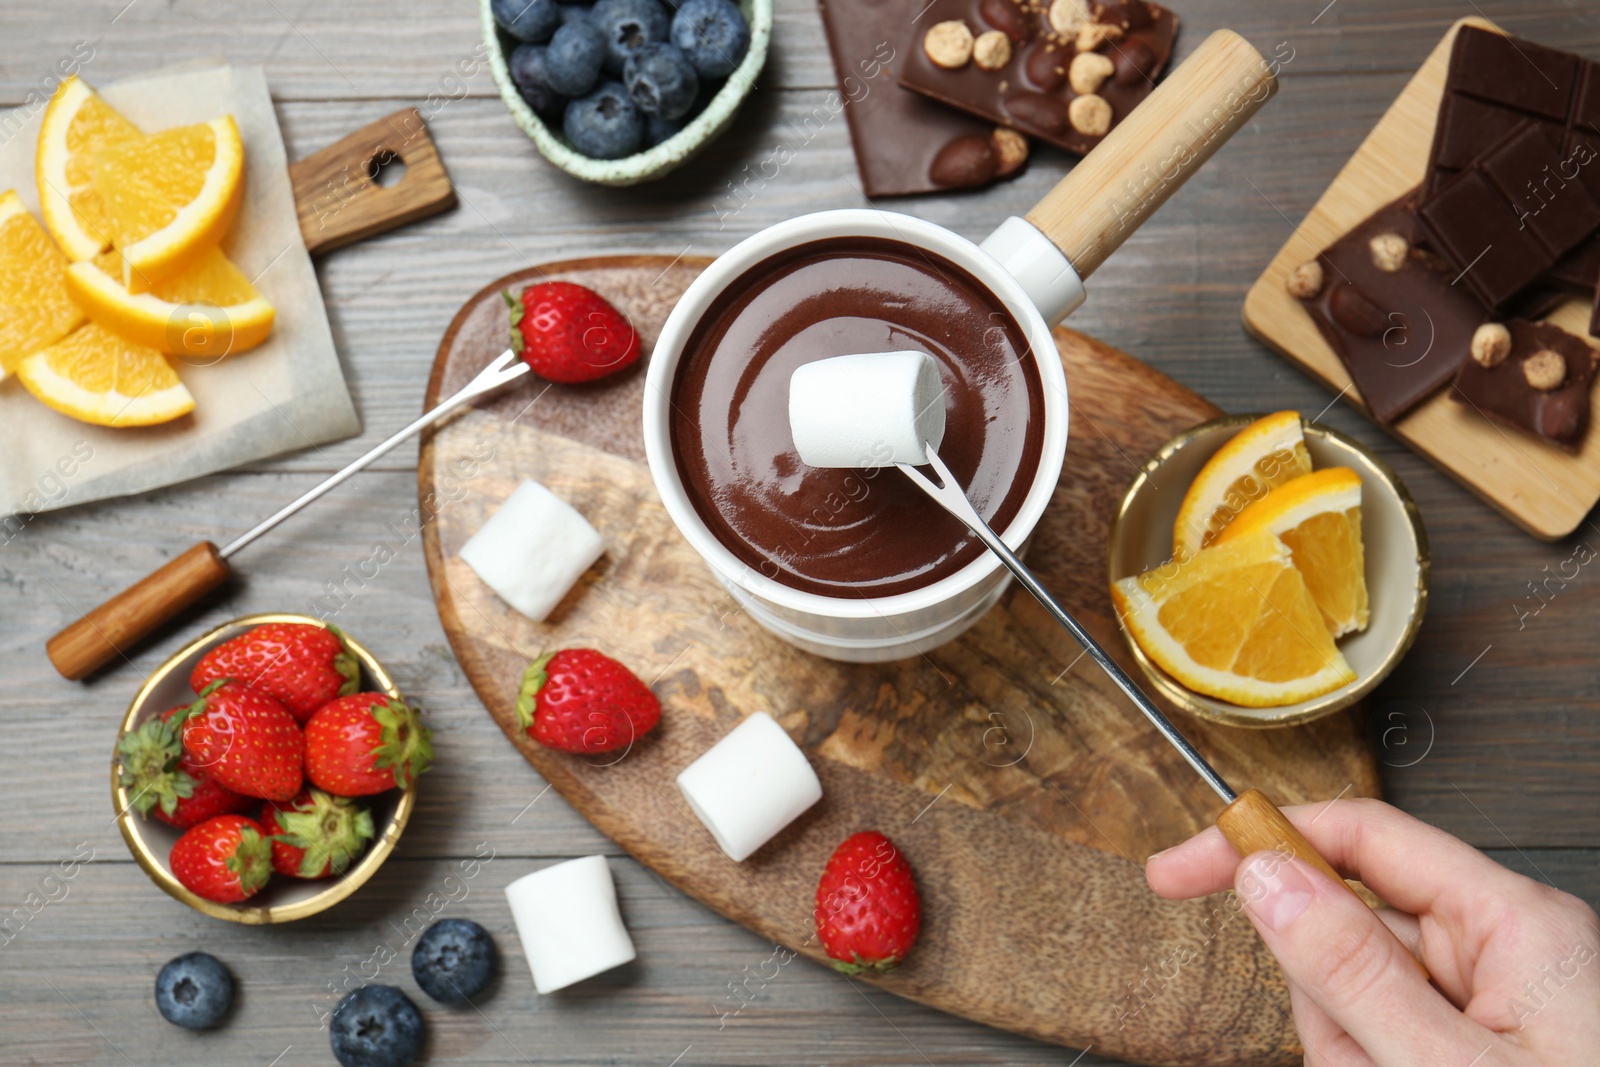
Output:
left=1417, top=122, right=1600, bottom=311
left=1295, top=193, right=1487, bottom=424
left=897, top=0, right=1177, bottom=155
left=819, top=0, right=1027, bottom=197
left=1451, top=319, right=1599, bottom=452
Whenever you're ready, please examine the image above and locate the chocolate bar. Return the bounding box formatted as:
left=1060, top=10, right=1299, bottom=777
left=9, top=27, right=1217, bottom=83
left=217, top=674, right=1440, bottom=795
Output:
left=818, top=0, right=1030, bottom=197
left=897, top=0, right=1176, bottom=155
left=1293, top=192, right=1486, bottom=424
left=1417, top=121, right=1600, bottom=312
left=1424, top=26, right=1600, bottom=202
left=1451, top=319, right=1598, bottom=452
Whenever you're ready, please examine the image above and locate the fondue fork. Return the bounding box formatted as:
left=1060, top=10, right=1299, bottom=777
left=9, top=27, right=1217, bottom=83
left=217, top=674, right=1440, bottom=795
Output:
left=46, top=349, right=530, bottom=681
left=897, top=443, right=1419, bottom=946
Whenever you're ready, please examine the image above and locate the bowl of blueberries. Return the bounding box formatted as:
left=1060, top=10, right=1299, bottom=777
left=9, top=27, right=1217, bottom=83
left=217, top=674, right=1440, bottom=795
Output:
left=485, top=0, right=769, bottom=184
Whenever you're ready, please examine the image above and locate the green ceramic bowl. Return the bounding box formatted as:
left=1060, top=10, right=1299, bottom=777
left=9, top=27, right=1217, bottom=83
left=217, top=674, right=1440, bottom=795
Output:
left=482, top=0, right=772, bottom=186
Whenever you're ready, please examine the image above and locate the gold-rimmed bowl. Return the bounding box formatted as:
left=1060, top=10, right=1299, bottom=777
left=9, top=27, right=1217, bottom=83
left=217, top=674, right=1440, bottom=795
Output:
left=1108, top=415, right=1430, bottom=729
left=113, top=613, right=415, bottom=923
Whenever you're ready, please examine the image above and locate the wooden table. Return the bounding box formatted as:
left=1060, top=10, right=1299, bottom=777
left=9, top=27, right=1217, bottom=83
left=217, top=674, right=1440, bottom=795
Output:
left=4, top=3, right=1597, bottom=1064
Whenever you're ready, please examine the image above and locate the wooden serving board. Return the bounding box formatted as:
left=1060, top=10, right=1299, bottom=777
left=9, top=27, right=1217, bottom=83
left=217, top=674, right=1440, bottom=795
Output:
left=418, top=256, right=1381, bottom=1067
left=1242, top=17, right=1600, bottom=542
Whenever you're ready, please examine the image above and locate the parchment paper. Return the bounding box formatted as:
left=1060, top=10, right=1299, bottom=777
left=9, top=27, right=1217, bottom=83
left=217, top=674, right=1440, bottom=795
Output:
left=0, top=61, right=359, bottom=518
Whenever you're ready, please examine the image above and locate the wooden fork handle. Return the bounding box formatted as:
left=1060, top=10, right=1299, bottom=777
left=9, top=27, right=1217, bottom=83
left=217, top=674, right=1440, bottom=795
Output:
left=1218, top=788, right=1430, bottom=978
left=46, top=541, right=232, bottom=680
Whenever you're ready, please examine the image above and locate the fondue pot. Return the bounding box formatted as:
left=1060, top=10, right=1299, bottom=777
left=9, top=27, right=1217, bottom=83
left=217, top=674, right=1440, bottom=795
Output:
left=644, top=30, right=1278, bottom=662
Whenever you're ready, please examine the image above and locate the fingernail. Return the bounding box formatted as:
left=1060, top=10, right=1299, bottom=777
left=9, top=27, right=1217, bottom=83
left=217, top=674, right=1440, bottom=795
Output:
left=1239, top=854, right=1315, bottom=933
left=1146, top=846, right=1172, bottom=862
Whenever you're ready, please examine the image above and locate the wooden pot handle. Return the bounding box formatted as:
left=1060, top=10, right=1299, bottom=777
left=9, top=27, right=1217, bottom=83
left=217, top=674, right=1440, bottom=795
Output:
left=1024, top=29, right=1279, bottom=279
left=1218, top=788, right=1431, bottom=978
left=46, top=542, right=232, bottom=680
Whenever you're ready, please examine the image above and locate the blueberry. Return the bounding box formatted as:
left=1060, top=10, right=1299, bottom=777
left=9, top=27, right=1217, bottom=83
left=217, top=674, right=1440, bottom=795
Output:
left=509, top=45, right=568, bottom=118
left=592, top=0, right=671, bottom=77
left=644, top=113, right=683, bottom=147
left=563, top=80, right=645, bottom=159
left=493, top=0, right=563, bottom=42
left=624, top=43, right=698, bottom=119
left=559, top=3, right=593, bottom=23
left=329, top=986, right=423, bottom=1067
left=545, top=19, right=607, bottom=97
left=411, top=918, right=497, bottom=1004
left=670, top=0, right=749, bottom=78
left=154, top=952, right=232, bottom=1030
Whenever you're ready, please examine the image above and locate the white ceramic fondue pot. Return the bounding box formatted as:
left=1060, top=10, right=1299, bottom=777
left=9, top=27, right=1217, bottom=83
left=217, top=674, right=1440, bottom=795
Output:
left=643, top=30, right=1279, bottom=662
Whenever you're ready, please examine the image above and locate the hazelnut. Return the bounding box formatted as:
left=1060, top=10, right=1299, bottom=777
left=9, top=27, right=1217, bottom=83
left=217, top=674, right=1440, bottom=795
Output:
left=973, top=30, right=1013, bottom=71
left=1368, top=232, right=1408, bottom=273
left=1523, top=349, right=1567, bottom=391
left=1047, top=0, right=1089, bottom=35
left=992, top=127, right=1028, bottom=175
left=1068, top=51, right=1115, bottom=94
left=1469, top=322, right=1512, bottom=368
left=1068, top=93, right=1112, bottom=136
left=924, top=20, right=975, bottom=69
left=1286, top=260, right=1324, bottom=300
left=1076, top=21, right=1124, bottom=52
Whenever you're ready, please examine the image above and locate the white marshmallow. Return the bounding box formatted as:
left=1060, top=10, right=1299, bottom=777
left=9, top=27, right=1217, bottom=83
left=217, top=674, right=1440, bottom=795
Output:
left=504, top=856, right=636, bottom=994
left=676, top=712, right=823, bottom=861
left=459, top=479, right=603, bottom=622
left=788, top=351, right=946, bottom=468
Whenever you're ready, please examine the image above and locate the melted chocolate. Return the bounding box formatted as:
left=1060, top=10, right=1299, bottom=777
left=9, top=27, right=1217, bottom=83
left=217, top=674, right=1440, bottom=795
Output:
left=669, top=237, right=1045, bottom=597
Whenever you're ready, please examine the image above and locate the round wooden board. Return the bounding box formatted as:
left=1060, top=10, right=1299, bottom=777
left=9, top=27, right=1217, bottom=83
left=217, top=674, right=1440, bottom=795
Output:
left=419, top=256, right=1381, bottom=1066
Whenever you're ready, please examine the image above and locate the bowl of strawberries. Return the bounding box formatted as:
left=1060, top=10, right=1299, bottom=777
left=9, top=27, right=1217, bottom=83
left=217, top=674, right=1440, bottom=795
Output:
left=112, top=614, right=432, bottom=923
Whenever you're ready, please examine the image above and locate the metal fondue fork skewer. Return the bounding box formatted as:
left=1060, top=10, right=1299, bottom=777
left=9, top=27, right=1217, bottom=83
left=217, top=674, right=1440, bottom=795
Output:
left=896, top=442, right=1429, bottom=978
left=897, top=444, right=1234, bottom=803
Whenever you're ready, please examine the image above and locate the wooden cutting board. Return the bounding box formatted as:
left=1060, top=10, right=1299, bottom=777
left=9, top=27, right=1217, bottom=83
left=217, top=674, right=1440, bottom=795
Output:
left=1242, top=17, right=1600, bottom=542
left=418, top=256, right=1381, bottom=1067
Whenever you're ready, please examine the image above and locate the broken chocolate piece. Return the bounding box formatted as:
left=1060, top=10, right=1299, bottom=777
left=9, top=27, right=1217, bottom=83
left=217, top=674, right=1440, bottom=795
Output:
left=1296, top=192, right=1488, bottom=424
left=898, top=0, right=1177, bottom=155
left=1417, top=122, right=1600, bottom=311
left=817, top=0, right=1028, bottom=197
left=1424, top=27, right=1600, bottom=202
left=1451, top=319, right=1599, bottom=452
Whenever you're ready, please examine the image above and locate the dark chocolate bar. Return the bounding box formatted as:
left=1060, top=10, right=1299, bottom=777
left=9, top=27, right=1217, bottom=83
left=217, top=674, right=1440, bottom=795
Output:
left=1417, top=121, right=1600, bottom=311
left=897, top=0, right=1176, bottom=155
left=1425, top=26, right=1600, bottom=202
left=818, top=0, right=1029, bottom=197
left=1294, top=192, right=1487, bottom=424
left=1451, top=319, right=1598, bottom=452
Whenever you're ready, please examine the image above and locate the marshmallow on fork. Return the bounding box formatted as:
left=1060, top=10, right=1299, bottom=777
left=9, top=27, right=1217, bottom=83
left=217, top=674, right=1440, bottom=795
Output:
left=676, top=712, right=823, bottom=861
left=788, top=351, right=946, bottom=468
left=505, top=856, right=636, bottom=993
left=459, top=479, right=604, bottom=621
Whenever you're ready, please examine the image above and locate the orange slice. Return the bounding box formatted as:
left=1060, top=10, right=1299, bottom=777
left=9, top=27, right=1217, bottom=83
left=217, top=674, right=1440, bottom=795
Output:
left=0, top=190, right=85, bottom=378
left=35, top=76, right=143, bottom=262
left=1173, top=411, right=1312, bottom=561
left=1216, top=467, right=1369, bottom=638
left=15, top=323, right=194, bottom=427
left=65, top=246, right=275, bottom=360
left=1112, top=532, right=1356, bottom=707
left=90, top=115, right=244, bottom=292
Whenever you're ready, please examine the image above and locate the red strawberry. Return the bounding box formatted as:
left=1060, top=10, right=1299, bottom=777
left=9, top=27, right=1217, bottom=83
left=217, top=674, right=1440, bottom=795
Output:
left=261, top=789, right=375, bottom=879
left=190, top=622, right=358, bottom=723
left=303, top=693, right=432, bottom=795
left=180, top=680, right=305, bottom=801
left=814, top=831, right=922, bottom=973
left=117, top=706, right=253, bottom=829
left=169, top=814, right=273, bottom=904
left=516, top=649, right=661, bottom=755
left=504, top=281, right=640, bottom=383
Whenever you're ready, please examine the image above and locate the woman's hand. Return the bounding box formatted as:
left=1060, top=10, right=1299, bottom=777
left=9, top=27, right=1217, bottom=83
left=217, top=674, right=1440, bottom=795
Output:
left=1146, top=798, right=1599, bottom=1066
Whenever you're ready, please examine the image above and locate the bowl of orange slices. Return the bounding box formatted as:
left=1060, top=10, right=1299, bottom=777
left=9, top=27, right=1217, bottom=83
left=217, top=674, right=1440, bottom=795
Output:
left=1109, top=412, right=1429, bottom=728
